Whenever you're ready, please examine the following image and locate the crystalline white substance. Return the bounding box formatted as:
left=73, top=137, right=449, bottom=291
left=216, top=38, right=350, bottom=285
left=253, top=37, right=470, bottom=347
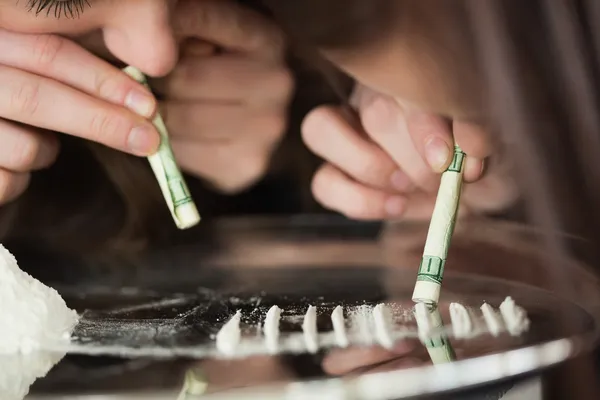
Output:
left=373, top=303, right=394, bottom=349
left=0, top=244, right=78, bottom=353
left=449, top=302, right=473, bottom=339
left=481, top=303, right=504, bottom=337
left=0, top=244, right=78, bottom=399
left=264, top=305, right=282, bottom=353
left=216, top=310, right=242, bottom=356
left=331, top=306, right=348, bottom=348
left=302, top=306, right=318, bottom=353
left=499, top=296, right=530, bottom=336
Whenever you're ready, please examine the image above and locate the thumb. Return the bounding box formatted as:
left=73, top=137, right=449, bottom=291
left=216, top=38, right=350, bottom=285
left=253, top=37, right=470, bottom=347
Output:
left=405, top=108, right=454, bottom=173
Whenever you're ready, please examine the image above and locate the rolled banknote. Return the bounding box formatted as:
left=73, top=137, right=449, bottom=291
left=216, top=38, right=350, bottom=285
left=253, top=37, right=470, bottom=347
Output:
left=412, top=145, right=466, bottom=305
left=123, top=66, right=200, bottom=229
left=414, top=302, right=456, bottom=364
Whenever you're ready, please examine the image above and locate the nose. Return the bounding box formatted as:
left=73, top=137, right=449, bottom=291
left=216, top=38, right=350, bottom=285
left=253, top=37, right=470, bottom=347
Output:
left=101, top=0, right=178, bottom=77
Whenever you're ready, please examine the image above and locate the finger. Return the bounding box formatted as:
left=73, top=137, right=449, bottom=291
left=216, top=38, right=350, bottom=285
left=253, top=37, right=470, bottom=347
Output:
left=303, top=106, right=410, bottom=192
left=312, top=163, right=407, bottom=220
left=0, top=29, right=157, bottom=118
left=162, top=101, right=286, bottom=143
left=0, top=169, right=30, bottom=205
left=404, top=108, right=454, bottom=173
left=360, top=95, right=439, bottom=192
left=454, top=120, right=492, bottom=183
left=453, top=120, right=492, bottom=159
left=154, top=55, right=293, bottom=105
left=173, top=0, right=285, bottom=61
left=0, top=119, right=59, bottom=172
left=0, top=65, right=160, bottom=156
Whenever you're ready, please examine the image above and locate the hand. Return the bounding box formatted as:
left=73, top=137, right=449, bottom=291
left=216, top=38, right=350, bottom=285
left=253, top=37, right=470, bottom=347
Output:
left=0, top=29, right=161, bottom=206
left=302, top=84, right=519, bottom=220
left=152, top=0, right=293, bottom=193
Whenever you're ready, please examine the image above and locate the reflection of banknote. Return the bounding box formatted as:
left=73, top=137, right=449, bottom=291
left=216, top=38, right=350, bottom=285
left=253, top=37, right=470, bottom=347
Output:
left=123, top=67, right=201, bottom=230
left=412, top=145, right=466, bottom=305
left=414, top=302, right=456, bottom=364
left=177, top=367, right=208, bottom=400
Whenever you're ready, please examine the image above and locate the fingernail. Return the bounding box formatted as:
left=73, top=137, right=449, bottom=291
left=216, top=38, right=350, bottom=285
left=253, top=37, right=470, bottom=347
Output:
left=390, top=170, right=413, bottom=192
left=424, top=136, right=451, bottom=172
left=385, top=196, right=405, bottom=216
left=128, top=125, right=160, bottom=155
left=125, top=89, right=156, bottom=118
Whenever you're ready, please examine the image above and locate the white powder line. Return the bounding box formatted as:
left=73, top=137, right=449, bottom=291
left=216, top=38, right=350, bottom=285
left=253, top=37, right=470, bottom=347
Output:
left=499, top=296, right=531, bottom=336
left=264, top=305, right=282, bottom=354
left=449, top=302, right=473, bottom=339
left=215, top=310, right=242, bottom=356
left=414, top=302, right=432, bottom=342
left=302, top=306, right=318, bottom=353
left=331, top=306, right=349, bottom=348
left=481, top=303, right=504, bottom=337
left=373, top=303, right=394, bottom=349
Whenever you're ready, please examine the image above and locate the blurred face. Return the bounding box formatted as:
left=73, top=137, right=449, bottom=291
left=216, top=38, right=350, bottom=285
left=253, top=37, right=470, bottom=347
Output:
left=0, top=0, right=178, bottom=76
left=320, top=2, right=483, bottom=122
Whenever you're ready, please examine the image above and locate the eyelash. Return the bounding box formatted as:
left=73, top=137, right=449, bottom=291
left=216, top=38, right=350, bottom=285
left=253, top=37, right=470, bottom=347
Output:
left=26, top=0, right=91, bottom=19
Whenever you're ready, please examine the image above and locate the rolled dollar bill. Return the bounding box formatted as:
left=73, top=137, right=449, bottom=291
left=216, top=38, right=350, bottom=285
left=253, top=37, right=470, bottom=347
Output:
left=123, top=66, right=200, bottom=229
left=412, top=145, right=466, bottom=305
left=414, top=302, right=456, bottom=364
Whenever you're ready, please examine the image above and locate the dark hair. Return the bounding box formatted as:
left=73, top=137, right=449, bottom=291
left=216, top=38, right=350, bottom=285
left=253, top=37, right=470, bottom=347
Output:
left=260, top=0, right=600, bottom=397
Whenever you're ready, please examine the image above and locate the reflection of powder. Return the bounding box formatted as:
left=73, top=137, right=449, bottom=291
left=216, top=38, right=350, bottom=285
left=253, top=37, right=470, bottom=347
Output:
left=0, top=244, right=78, bottom=354
left=331, top=306, right=348, bottom=348
left=373, top=303, right=394, bottom=349
left=302, top=306, right=318, bottom=353
left=264, top=305, right=282, bottom=353
left=499, top=296, right=530, bottom=336
left=481, top=303, right=503, bottom=337
left=216, top=310, right=242, bottom=356
left=449, top=303, right=473, bottom=338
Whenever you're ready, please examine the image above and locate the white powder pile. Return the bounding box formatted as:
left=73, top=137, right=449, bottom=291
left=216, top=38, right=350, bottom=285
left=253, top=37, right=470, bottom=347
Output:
left=216, top=310, right=242, bottom=356
left=0, top=244, right=78, bottom=354
left=264, top=305, right=282, bottom=353
left=499, top=296, right=530, bottom=336
left=302, top=306, right=318, bottom=353
left=331, top=306, right=348, bottom=348
left=481, top=303, right=504, bottom=337
left=449, top=302, right=473, bottom=339
left=372, top=303, right=394, bottom=349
